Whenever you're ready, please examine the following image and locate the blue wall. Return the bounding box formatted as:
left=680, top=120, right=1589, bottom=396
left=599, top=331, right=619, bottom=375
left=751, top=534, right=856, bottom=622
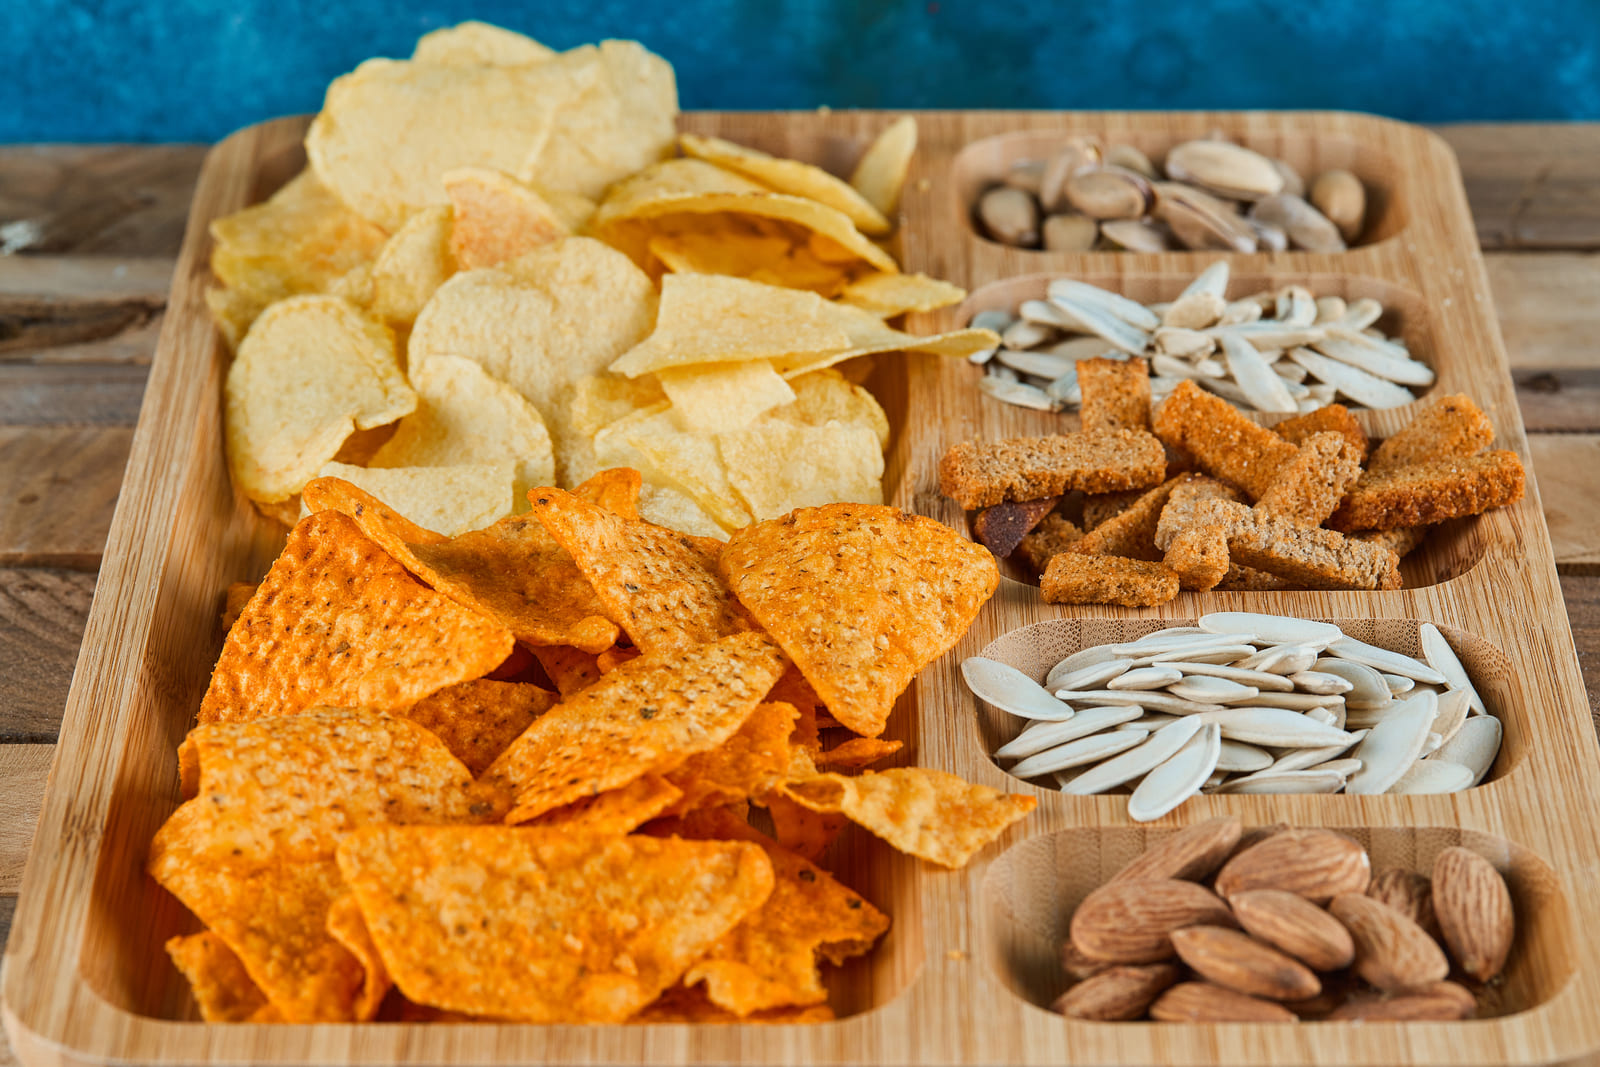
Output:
left=4, top=0, right=1599, bottom=143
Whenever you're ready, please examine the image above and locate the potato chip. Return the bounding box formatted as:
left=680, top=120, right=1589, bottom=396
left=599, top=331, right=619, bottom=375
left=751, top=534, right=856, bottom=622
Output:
left=662, top=701, right=798, bottom=816
left=771, top=300, right=998, bottom=378
left=300, top=474, right=444, bottom=543
left=628, top=430, right=752, bottom=532
left=209, top=170, right=388, bottom=310
left=528, top=486, right=751, bottom=655
left=718, top=503, right=998, bottom=737
left=313, top=460, right=513, bottom=535
left=838, top=272, right=964, bottom=318
left=482, top=631, right=788, bottom=823
left=633, top=984, right=834, bottom=1024
left=368, top=206, right=455, bottom=326
left=304, top=477, right=620, bottom=654
left=717, top=422, right=884, bottom=521
left=444, top=167, right=573, bottom=269
left=329, top=261, right=374, bottom=306
left=641, top=214, right=862, bottom=296
left=610, top=274, right=852, bottom=378
left=148, top=709, right=496, bottom=1021
left=523, top=773, right=681, bottom=833
left=683, top=833, right=889, bottom=1015
left=638, top=483, right=729, bottom=540
left=657, top=359, right=797, bottom=434
left=370, top=354, right=556, bottom=506
left=397, top=678, right=556, bottom=774
left=206, top=284, right=269, bottom=350
left=306, top=57, right=593, bottom=230
left=783, top=768, right=1035, bottom=869
left=165, top=931, right=273, bottom=1022
left=412, top=21, right=556, bottom=66
left=679, top=133, right=891, bottom=236
left=225, top=295, right=416, bottom=503
left=521, top=41, right=678, bottom=201
left=814, top=737, right=903, bottom=773
left=529, top=644, right=602, bottom=697
left=326, top=894, right=392, bottom=1021
left=772, top=368, right=890, bottom=448
left=200, top=510, right=513, bottom=724
left=568, top=373, right=669, bottom=439
left=849, top=116, right=918, bottom=218
left=338, top=826, right=773, bottom=1022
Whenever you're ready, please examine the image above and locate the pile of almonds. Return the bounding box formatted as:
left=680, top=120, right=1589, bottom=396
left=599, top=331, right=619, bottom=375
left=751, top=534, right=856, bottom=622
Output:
left=976, top=135, right=1365, bottom=253
left=1057, top=818, right=1515, bottom=1022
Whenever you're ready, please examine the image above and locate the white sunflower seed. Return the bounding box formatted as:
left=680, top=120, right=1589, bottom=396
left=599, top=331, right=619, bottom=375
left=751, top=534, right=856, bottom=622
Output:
left=1166, top=675, right=1260, bottom=703
left=1216, top=740, right=1275, bottom=772
left=1431, top=688, right=1470, bottom=747
left=1327, top=636, right=1447, bottom=684
left=1343, top=691, right=1437, bottom=794
left=1055, top=689, right=1225, bottom=716
left=969, top=309, right=1016, bottom=334
left=1218, top=769, right=1346, bottom=794
left=1419, top=623, right=1487, bottom=715
left=1178, top=261, right=1230, bottom=300
left=1234, top=692, right=1344, bottom=710
left=1009, top=728, right=1149, bottom=779
left=1161, top=661, right=1295, bottom=692
left=1235, top=644, right=1321, bottom=675
left=1268, top=731, right=1366, bottom=772
left=1194, top=708, right=1356, bottom=748
left=1287, top=346, right=1416, bottom=408
left=1384, top=673, right=1417, bottom=695
left=1049, top=657, right=1134, bottom=693
left=1061, top=716, right=1206, bottom=795
left=1110, top=629, right=1241, bottom=656
left=1199, top=613, right=1340, bottom=647
left=1047, top=279, right=1162, bottom=332
left=1287, top=670, right=1354, bottom=696
left=1220, top=332, right=1298, bottom=413
left=994, top=705, right=1147, bottom=759
left=1388, top=759, right=1474, bottom=794
left=962, top=657, right=1075, bottom=720
left=1107, top=666, right=1185, bottom=690
left=1133, top=645, right=1259, bottom=668
left=1311, top=657, right=1390, bottom=706
left=1127, top=723, right=1222, bottom=822
left=1434, top=715, right=1502, bottom=785
left=1046, top=646, right=1125, bottom=689
left=978, top=376, right=1059, bottom=411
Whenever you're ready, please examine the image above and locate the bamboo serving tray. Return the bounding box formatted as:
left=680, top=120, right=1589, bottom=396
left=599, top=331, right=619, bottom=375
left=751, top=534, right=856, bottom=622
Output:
left=4, top=110, right=1597, bottom=1067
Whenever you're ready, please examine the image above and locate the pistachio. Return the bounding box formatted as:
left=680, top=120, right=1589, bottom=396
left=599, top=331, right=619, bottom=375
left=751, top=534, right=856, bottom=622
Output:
left=1250, top=195, right=1346, bottom=253
left=1101, top=218, right=1173, bottom=252
left=1154, top=183, right=1258, bottom=253
left=978, top=185, right=1040, bottom=247
left=1310, top=170, right=1366, bottom=243
left=1165, top=140, right=1285, bottom=201
left=1039, top=137, right=1103, bottom=212
left=1043, top=213, right=1099, bottom=252
left=1064, top=165, right=1154, bottom=220
left=1270, top=159, right=1306, bottom=199
left=1004, top=158, right=1046, bottom=196
left=1248, top=218, right=1289, bottom=252
left=1106, top=143, right=1158, bottom=180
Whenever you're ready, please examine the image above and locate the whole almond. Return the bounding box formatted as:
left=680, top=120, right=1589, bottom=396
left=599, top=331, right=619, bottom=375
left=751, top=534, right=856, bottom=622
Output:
left=1111, top=815, right=1242, bottom=884
left=1367, top=868, right=1442, bottom=941
left=1060, top=938, right=1113, bottom=982
left=1149, top=981, right=1297, bottom=1022
left=1214, top=829, right=1371, bottom=903
left=1170, top=925, right=1321, bottom=1001
left=1227, top=822, right=1289, bottom=862
left=1327, top=981, right=1477, bottom=1021
left=1071, top=879, right=1234, bottom=963
left=1231, top=889, right=1356, bottom=971
left=1432, top=847, right=1515, bottom=982
left=1329, top=893, right=1451, bottom=993
left=1052, top=963, right=1180, bottom=1020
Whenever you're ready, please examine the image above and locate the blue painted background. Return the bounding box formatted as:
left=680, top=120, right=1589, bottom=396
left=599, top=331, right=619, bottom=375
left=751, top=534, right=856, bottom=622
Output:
left=4, top=0, right=1600, bottom=143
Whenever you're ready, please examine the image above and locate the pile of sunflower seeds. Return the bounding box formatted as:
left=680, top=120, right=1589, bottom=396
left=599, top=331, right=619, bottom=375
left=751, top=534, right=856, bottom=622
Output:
left=964, top=613, right=1500, bottom=822
left=969, top=261, right=1434, bottom=415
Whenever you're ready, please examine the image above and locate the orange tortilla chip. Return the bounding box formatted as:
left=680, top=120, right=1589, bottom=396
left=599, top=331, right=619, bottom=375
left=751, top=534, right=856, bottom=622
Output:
left=662, top=702, right=798, bottom=816
left=718, top=503, right=999, bottom=737
left=529, top=486, right=751, bottom=656
left=165, top=931, right=273, bottom=1022
left=522, top=773, right=682, bottom=833
left=199, top=511, right=514, bottom=725
left=335, top=826, right=774, bottom=1023
left=326, top=894, right=392, bottom=1021
left=397, top=679, right=556, bottom=775
left=220, top=581, right=258, bottom=630
left=596, top=645, right=642, bottom=673
left=148, top=709, right=497, bottom=1022
left=783, top=768, right=1035, bottom=869
left=761, top=791, right=847, bottom=863
left=573, top=465, right=643, bottom=520
left=814, top=737, right=903, bottom=773
left=633, top=984, right=836, bottom=1024
left=482, top=631, right=788, bottom=823
left=529, top=644, right=602, bottom=697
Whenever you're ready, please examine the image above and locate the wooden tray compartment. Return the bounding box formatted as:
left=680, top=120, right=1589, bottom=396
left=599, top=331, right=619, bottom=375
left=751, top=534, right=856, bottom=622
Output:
left=5, top=110, right=1600, bottom=1067
left=982, top=824, right=1574, bottom=1018
left=973, top=617, right=1521, bottom=794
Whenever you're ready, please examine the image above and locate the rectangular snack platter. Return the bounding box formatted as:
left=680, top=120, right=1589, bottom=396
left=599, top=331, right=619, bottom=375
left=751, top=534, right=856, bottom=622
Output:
left=4, top=109, right=1597, bottom=1066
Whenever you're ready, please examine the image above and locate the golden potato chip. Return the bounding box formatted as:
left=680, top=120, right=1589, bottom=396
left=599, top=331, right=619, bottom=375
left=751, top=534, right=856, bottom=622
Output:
left=313, top=461, right=513, bottom=535
left=658, top=359, right=797, bottom=434
left=206, top=284, right=269, bottom=350
left=642, top=215, right=859, bottom=296
left=628, top=430, right=751, bottom=532
left=761, top=791, right=847, bottom=863
left=209, top=170, right=387, bottom=309
left=482, top=631, right=787, bottom=822
left=814, top=737, right=903, bottom=773
left=838, top=272, right=964, bottom=318
left=411, top=21, right=556, bottom=66
left=200, top=510, right=513, bottom=724
left=305, top=477, right=620, bottom=654
left=718, top=503, right=998, bottom=737
left=848, top=116, right=918, bottom=218
left=397, top=678, right=556, bottom=774
left=523, top=773, right=682, bottom=833
left=329, top=261, right=374, bottom=306
left=568, top=373, right=669, bottom=438
left=165, top=931, right=272, bottom=1022
left=633, top=984, right=835, bottom=1024
left=529, top=644, right=602, bottom=697
left=772, top=300, right=998, bottom=378
left=684, top=833, right=888, bottom=1015
left=591, top=403, right=675, bottom=471
left=225, top=295, right=415, bottom=503
left=444, top=167, right=572, bottom=270
left=610, top=274, right=851, bottom=378
left=528, top=486, right=751, bottom=656
left=716, top=422, right=884, bottom=521
left=370, top=353, right=556, bottom=506
left=521, top=42, right=677, bottom=201
left=638, top=483, right=729, bottom=541
left=662, top=701, right=798, bottom=816
left=337, top=826, right=774, bottom=1022
left=368, top=206, right=455, bottom=327
left=679, top=133, right=891, bottom=236
left=306, top=57, right=591, bottom=230
left=148, top=709, right=496, bottom=1022
left=784, top=769, right=1036, bottom=869
left=326, top=894, right=392, bottom=1021
left=772, top=368, right=891, bottom=448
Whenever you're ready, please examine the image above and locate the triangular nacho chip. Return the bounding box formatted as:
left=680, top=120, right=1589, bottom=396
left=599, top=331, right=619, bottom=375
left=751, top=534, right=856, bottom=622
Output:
left=165, top=931, right=273, bottom=1022
left=662, top=701, right=798, bottom=816
left=396, top=678, right=556, bottom=774
left=523, top=773, right=682, bottom=834
left=313, top=460, right=515, bottom=536
left=814, top=737, right=903, bottom=773
left=326, top=894, right=392, bottom=1021
left=633, top=984, right=835, bottom=1024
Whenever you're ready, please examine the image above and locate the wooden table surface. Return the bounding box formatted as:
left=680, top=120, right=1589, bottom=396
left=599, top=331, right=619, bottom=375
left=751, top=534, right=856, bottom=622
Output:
left=0, top=122, right=1597, bottom=1059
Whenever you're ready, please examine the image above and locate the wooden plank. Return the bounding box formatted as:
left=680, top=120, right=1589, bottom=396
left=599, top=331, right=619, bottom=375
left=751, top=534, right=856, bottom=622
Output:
left=0, top=363, right=149, bottom=427
left=0, top=257, right=171, bottom=361
left=1436, top=124, right=1600, bottom=250
left=1530, top=434, right=1600, bottom=575
left=1514, top=368, right=1600, bottom=433
left=1485, top=252, right=1600, bottom=373
left=0, top=570, right=95, bottom=742
left=0, top=428, right=130, bottom=569
left=1562, top=574, right=1600, bottom=736
left=0, top=748, right=50, bottom=893
left=0, top=145, right=205, bottom=257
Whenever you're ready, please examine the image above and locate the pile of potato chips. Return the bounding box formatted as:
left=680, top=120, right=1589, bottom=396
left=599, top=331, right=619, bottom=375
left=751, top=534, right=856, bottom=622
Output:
left=208, top=20, right=995, bottom=537
left=151, top=471, right=1031, bottom=1023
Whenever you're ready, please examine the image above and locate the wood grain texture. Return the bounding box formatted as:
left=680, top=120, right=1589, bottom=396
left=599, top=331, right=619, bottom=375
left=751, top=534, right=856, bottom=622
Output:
left=0, top=570, right=96, bottom=742
left=3, top=110, right=1598, bottom=1067
left=1529, top=435, right=1600, bottom=575
left=0, top=146, right=205, bottom=256
left=0, top=428, right=130, bottom=569
left=0, top=364, right=149, bottom=427
left=1438, top=124, right=1600, bottom=249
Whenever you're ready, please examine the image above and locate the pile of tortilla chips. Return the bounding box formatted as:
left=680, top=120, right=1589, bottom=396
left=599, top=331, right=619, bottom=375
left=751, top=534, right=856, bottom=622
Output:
left=207, top=21, right=996, bottom=538
left=152, top=473, right=1031, bottom=1023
